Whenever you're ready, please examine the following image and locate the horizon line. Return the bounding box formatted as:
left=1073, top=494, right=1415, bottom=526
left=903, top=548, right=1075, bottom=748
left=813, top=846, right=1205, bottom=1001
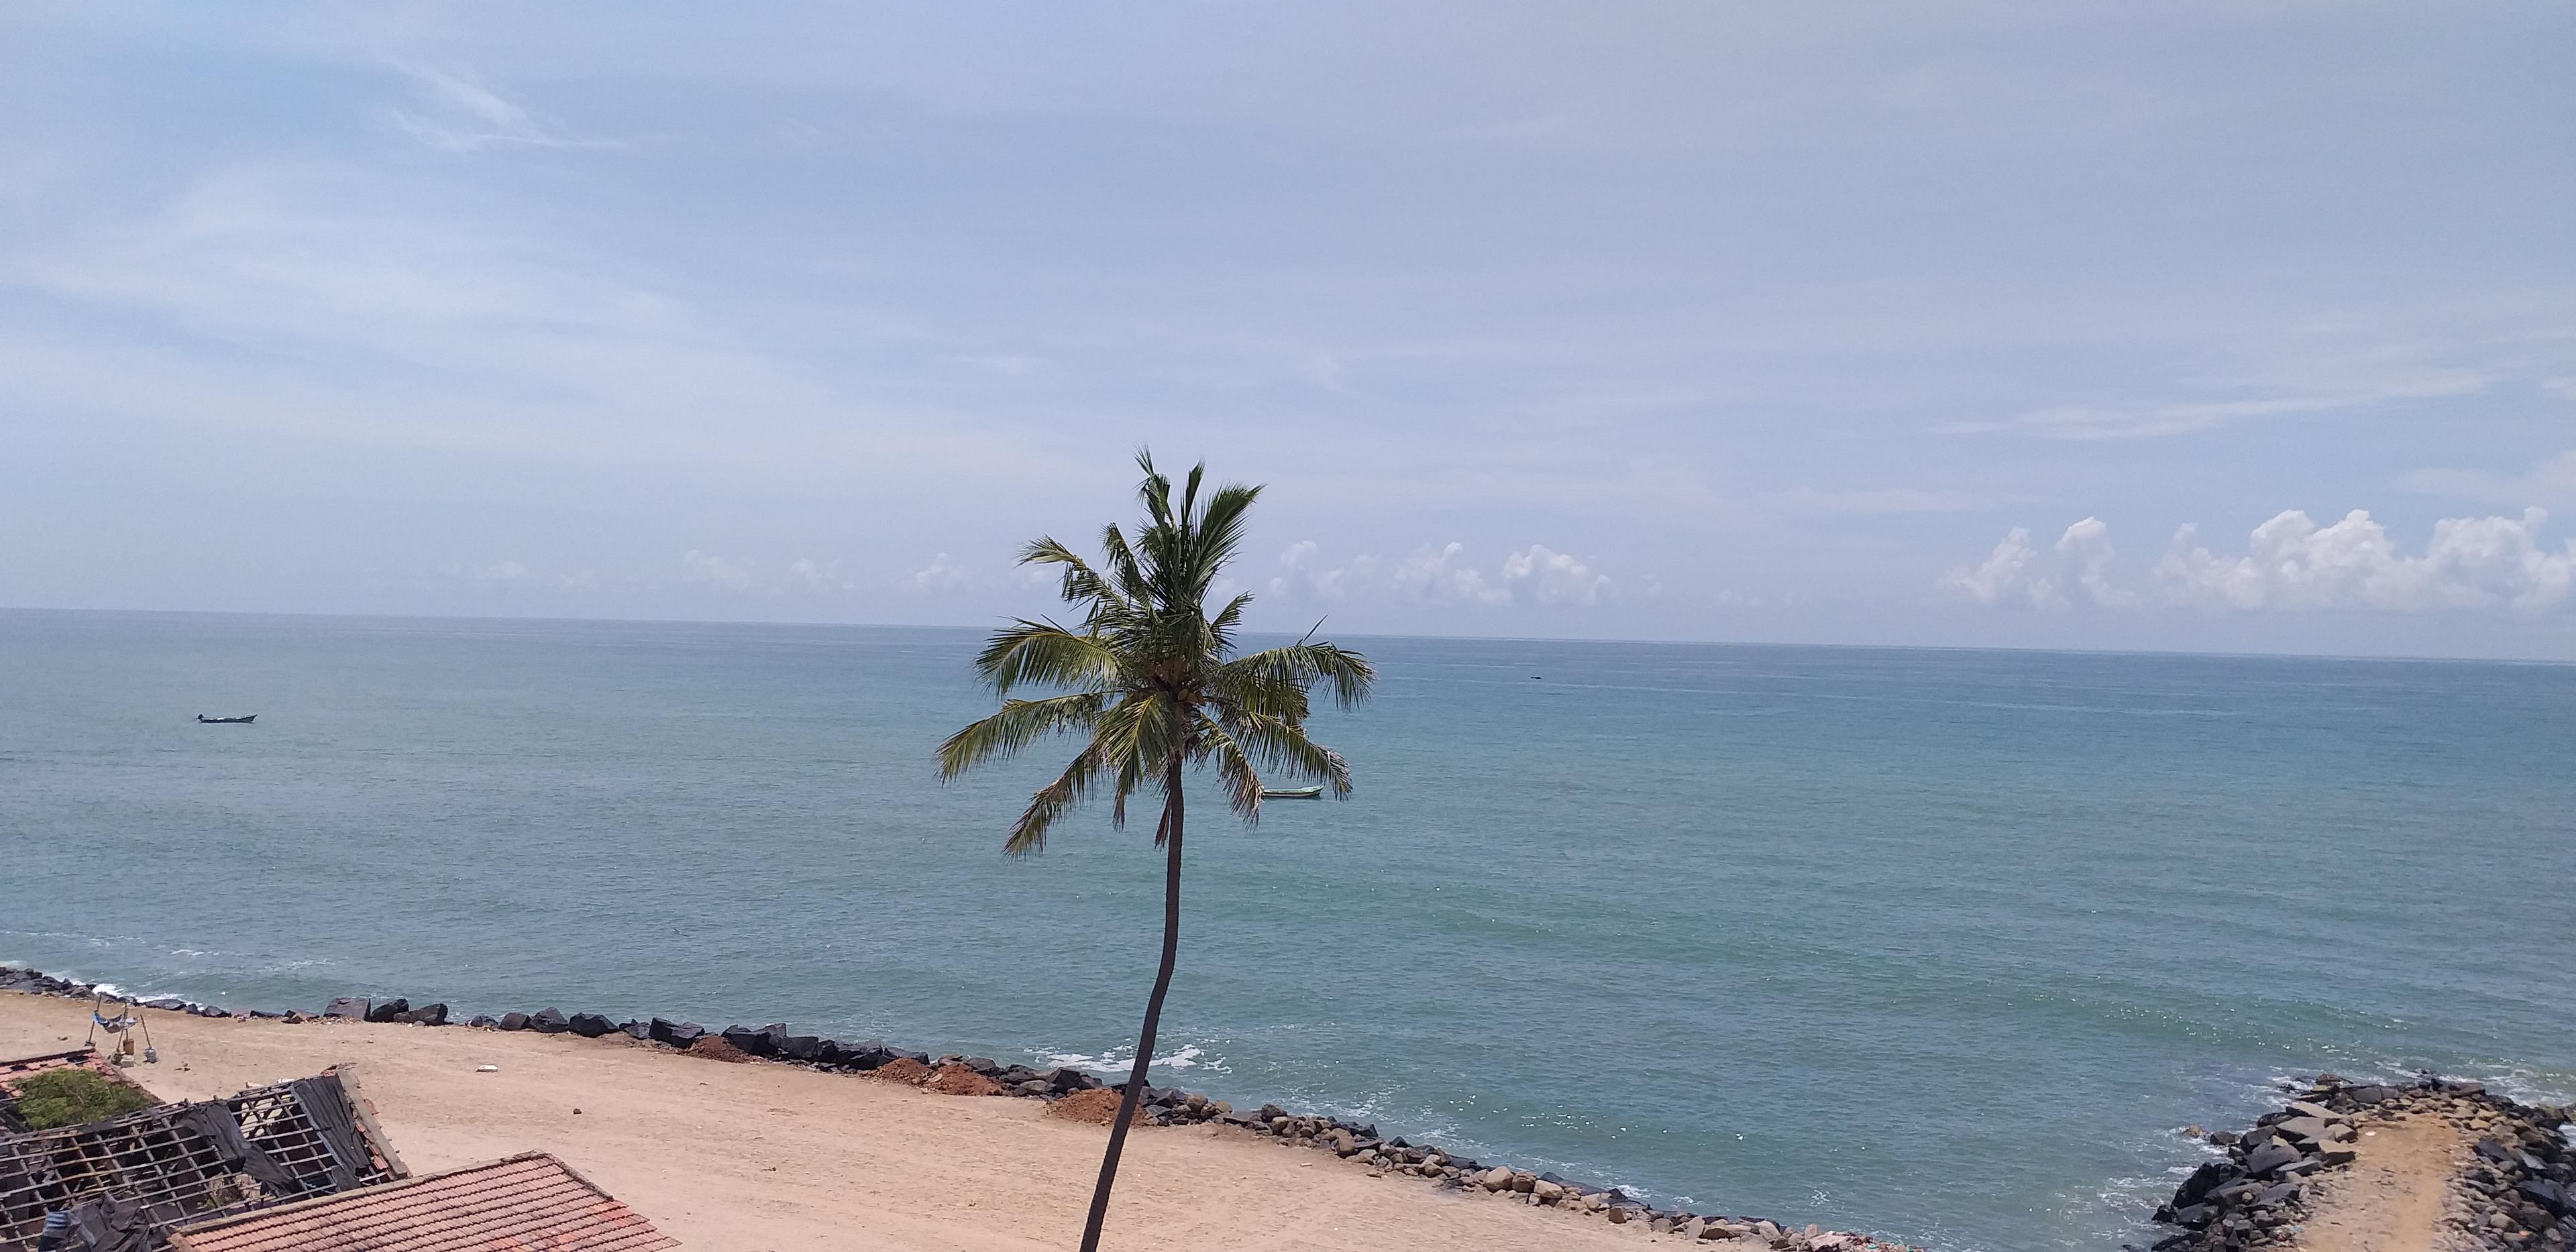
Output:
left=3, top=602, right=2566, bottom=670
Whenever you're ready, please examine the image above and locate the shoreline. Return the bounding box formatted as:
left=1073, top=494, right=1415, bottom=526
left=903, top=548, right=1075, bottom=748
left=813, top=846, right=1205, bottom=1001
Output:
left=13, top=963, right=2568, bottom=1252
left=0, top=964, right=1921, bottom=1251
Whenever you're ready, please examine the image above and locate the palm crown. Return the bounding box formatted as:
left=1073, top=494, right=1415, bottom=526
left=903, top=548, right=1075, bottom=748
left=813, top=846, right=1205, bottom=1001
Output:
left=937, top=452, right=1373, bottom=853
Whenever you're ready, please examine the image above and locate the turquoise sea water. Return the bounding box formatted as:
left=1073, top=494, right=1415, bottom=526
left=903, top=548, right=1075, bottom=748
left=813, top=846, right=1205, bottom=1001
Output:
left=1, top=609, right=2569, bottom=1249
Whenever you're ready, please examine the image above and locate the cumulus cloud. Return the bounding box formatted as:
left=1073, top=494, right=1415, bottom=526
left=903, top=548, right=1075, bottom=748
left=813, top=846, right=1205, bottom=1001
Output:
left=911, top=552, right=974, bottom=592
left=1950, top=510, right=2576, bottom=614
left=2159, top=508, right=2573, bottom=612
left=2055, top=516, right=2134, bottom=608
left=1502, top=544, right=1615, bottom=606
left=786, top=557, right=855, bottom=591
left=1946, top=527, right=2061, bottom=608
left=679, top=549, right=755, bottom=590
left=1263, top=540, right=1614, bottom=610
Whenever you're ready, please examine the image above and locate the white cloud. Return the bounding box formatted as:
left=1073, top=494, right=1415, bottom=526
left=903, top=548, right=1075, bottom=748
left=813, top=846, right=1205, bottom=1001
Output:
left=911, top=552, right=975, bottom=592
left=1946, top=527, right=2062, bottom=608
left=786, top=557, right=855, bottom=591
left=2158, top=508, right=2573, bottom=613
left=1388, top=542, right=1509, bottom=606
left=1261, top=540, right=1613, bottom=610
left=2055, top=516, right=2134, bottom=608
left=1953, top=510, right=2576, bottom=614
left=1267, top=540, right=1348, bottom=600
left=679, top=549, right=755, bottom=590
left=1502, top=543, right=1615, bottom=606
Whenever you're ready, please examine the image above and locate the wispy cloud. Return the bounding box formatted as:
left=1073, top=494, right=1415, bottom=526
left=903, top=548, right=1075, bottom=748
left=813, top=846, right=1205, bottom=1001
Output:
left=389, top=66, right=625, bottom=154
left=1941, top=369, right=2494, bottom=441
left=2398, top=450, right=2576, bottom=508
left=1267, top=540, right=1615, bottom=610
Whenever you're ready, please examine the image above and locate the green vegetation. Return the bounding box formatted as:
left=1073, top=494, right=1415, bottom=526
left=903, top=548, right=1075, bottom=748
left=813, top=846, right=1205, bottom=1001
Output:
left=940, top=451, right=1375, bottom=1252
left=11, top=1068, right=155, bottom=1129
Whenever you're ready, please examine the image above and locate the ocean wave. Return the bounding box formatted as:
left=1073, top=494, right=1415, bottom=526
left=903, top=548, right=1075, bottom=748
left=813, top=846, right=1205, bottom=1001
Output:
left=1037, top=1043, right=1228, bottom=1076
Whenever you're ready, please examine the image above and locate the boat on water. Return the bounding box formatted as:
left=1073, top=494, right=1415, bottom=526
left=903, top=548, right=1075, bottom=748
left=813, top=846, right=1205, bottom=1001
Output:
left=1260, top=785, right=1323, bottom=799
left=195, top=714, right=257, bottom=724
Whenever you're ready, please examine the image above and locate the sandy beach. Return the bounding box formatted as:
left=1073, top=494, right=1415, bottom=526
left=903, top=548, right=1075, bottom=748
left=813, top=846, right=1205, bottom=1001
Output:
left=1, top=991, right=1679, bottom=1252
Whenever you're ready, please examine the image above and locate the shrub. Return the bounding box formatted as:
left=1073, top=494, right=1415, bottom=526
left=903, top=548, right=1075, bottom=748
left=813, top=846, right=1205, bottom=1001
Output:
left=11, top=1068, right=155, bottom=1129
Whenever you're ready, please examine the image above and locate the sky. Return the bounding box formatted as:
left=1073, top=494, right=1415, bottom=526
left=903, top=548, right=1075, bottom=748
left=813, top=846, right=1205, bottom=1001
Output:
left=3, top=2, right=2571, bottom=659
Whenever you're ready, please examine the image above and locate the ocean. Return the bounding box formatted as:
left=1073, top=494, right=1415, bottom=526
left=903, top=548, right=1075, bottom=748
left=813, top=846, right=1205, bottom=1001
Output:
left=1, top=609, right=2569, bottom=1249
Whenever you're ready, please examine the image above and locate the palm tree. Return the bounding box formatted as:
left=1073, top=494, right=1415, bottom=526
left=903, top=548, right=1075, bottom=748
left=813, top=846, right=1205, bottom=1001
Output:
left=938, top=451, right=1374, bottom=1251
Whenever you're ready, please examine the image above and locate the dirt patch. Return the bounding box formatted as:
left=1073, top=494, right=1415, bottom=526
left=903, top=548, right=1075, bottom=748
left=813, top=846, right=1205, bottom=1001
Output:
left=924, top=1063, right=1006, bottom=1096
left=867, top=1056, right=932, bottom=1085
left=2292, top=1115, right=2465, bottom=1252
left=1046, top=1088, right=1134, bottom=1127
left=687, top=1036, right=753, bottom=1063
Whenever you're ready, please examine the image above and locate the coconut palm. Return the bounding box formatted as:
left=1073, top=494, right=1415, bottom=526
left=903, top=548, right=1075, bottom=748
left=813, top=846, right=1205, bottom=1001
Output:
left=938, top=451, right=1374, bottom=1251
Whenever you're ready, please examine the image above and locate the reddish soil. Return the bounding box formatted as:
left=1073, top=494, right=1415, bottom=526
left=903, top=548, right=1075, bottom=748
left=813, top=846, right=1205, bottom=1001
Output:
left=1046, top=1088, right=1132, bottom=1126
left=867, top=1056, right=932, bottom=1085
left=924, top=1063, right=1006, bottom=1096
left=686, top=1036, right=752, bottom=1063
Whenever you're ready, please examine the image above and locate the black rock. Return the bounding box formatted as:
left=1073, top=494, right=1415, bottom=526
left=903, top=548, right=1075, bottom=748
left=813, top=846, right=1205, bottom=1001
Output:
left=720, top=1025, right=770, bottom=1056
left=2243, top=1142, right=2301, bottom=1176
left=2172, top=1204, right=2216, bottom=1229
left=529, top=1007, right=570, bottom=1034
left=964, top=1057, right=1000, bottom=1075
left=620, top=1020, right=649, bottom=1041
left=566, top=1012, right=614, bottom=1038
left=2479, top=1138, right=2515, bottom=1163
left=498, top=1011, right=531, bottom=1031
left=365, top=997, right=411, bottom=1023
left=2521, top=1179, right=2570, bottom=1216
left=2255, top=1182, right=2301, bottom=1206
left=324, top=996, right=372, bottom=1021
left=2347, top=1084, right=2400, bottom=1104
left=2176, top=1161, right=2240, bottom=1208
left=780, top=1035, right=823, bottom=1062
left=758, top=1023, right=790, bottom=1055
left=403, top=1003, right=449, bottom=1027
left=649, top=1019, right=705, bottom=1047
left=468, top=1015, right=500, bottom=1028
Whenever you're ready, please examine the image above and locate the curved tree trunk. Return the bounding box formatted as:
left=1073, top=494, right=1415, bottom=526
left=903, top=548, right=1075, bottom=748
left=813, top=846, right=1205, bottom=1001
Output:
left=1077, top=754, right=1186, bottom=1252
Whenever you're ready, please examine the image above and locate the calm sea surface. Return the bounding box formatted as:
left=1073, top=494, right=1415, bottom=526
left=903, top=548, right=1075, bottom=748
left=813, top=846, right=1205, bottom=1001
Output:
left=2, top=610, right=2570, bottom=1249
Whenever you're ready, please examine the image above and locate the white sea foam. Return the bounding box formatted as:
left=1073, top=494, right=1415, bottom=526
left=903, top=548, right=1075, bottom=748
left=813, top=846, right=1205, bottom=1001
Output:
left=1037, top=1043, right=1227, bottom=1075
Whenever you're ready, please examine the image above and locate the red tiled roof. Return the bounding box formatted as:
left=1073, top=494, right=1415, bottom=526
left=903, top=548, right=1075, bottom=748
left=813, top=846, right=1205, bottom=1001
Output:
left=165, top=1153, right=679, bottom=1252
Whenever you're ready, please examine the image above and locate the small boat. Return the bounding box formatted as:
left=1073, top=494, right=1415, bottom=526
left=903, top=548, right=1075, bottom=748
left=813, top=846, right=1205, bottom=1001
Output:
left=1260, top=786, right=1323, bottom=799
left=196, top=714, right=257, bottom=724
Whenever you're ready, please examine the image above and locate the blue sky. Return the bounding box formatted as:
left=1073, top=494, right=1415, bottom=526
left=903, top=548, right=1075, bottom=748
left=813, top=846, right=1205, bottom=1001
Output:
left=3, top=3, right=2571, bottom=657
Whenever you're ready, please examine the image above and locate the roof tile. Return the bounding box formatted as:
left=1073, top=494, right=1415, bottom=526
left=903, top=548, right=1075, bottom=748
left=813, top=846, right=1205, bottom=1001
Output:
left=166, top=1153, right=679, bottom=1252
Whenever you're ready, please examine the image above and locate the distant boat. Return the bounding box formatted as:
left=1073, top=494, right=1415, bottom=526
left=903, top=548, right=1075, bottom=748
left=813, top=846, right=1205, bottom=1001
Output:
left=196, top=714, right=257, bottom=724
left=1260, top=785, right=1322, bottom=799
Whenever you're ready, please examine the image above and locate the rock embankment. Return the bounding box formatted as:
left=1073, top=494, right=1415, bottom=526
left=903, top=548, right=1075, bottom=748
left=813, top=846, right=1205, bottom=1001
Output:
left=0, top=966, right=1918, bottom=1251
left=2151, top=1074, right=2573, bottom=1251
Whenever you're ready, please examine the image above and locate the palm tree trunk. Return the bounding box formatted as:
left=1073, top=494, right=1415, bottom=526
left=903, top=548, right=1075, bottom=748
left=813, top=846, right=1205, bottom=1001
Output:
left=1077, top=754, right=1185, bottom=1252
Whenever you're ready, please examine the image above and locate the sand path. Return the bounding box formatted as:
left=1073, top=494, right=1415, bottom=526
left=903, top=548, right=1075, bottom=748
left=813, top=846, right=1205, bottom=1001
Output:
left=2291, top=1115, right=2466, bottom=1252
left=3, top=992, right=1678, bottom=1252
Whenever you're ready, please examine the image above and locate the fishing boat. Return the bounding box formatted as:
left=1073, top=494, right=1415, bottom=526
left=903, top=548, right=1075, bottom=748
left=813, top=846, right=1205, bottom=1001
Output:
left=1260, top=785, right=1323, bottom=799
left=195, top=714, right=257, bottom=724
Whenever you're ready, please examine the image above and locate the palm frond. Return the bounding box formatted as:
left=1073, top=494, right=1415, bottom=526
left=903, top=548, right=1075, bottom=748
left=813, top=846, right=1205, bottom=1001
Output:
left=1216, top=641, right=1375, bottom=711
left=1193, top=714, right=1267, bottom=823
left=936, top=693, right=1107, bottom=781
left=975, top=621, right=1124, bottom=696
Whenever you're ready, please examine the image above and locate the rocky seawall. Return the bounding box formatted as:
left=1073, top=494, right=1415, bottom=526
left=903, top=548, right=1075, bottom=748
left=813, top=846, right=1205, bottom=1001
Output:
left=0, top=965, right=1916, bottom=1251
left=2148, top=1073, right=2573, bottom=1251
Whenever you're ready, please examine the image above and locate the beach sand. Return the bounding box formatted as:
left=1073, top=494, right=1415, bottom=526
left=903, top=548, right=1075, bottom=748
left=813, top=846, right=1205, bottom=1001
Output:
left=1, top=992, right=1675, bottom=1251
